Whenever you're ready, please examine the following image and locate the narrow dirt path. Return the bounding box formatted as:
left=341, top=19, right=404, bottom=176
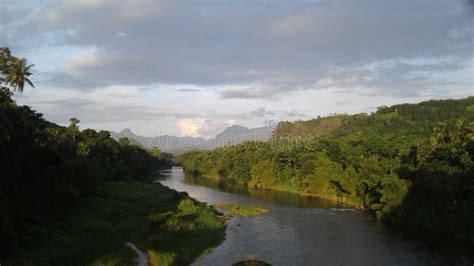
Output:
left=126, top=242, right=148, bottom=266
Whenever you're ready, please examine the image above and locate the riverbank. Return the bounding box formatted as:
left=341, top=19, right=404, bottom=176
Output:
left=260, top=183, right=365, bottom=209
left=190, top=170, right=364, bottom=209
left=6, top=181, right=226, bottom=266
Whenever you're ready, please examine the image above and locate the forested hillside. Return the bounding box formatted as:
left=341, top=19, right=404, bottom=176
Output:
left=180, top=97, right=474, bottom=243
left=275, top=97, right=474, bottom=148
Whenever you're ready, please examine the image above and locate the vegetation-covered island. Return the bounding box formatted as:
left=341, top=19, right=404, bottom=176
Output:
left=180, top=97, right=474, bottom=244
left=0, top=48, right=226, bottom=265
left=214, top=203, right=269, bottom=217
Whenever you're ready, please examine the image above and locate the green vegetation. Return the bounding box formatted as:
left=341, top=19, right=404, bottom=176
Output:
left=180, top=97, right=474, bottom=243
left=4, top=181, right=225, bottom=265
left=214, top=203, right=269, bottom=217
left=0, top=48, right=225, bottom=265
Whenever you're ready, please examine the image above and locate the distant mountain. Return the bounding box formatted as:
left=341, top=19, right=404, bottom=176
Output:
left=110, top=128, right=148, bottom=146
left=209, top=125, right=272, bottom=148
left=218, top=125, right=250, bottom=136
left=110, top=129, right=205, bottom=153
left=110, top=125, right=273, bottom=154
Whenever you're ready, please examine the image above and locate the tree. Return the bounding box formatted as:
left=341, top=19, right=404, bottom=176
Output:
left=431, top=122, right=449, bottom=145
left=0, top=88, right=13, bottom=143
left=452, top=118, right=472, bottom=142
left=0, top=48, right=12, bottom=81
left=4, top=58, right=35, bottom=93
left=1, top=50, right=35, bottom=93
left=69, top=117, right=80, bottom=143
left=119, top=137, right=130, bottom=146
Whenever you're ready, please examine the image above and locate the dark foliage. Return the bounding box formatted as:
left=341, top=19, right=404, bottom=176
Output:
left=0, top=87, right=173, bottom=257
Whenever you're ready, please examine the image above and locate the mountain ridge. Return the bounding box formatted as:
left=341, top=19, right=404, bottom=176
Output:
left=111, top=124, right=272, bottom=153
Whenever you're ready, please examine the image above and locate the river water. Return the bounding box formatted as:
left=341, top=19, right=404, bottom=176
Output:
left=159, top=167, right=472, bottom=265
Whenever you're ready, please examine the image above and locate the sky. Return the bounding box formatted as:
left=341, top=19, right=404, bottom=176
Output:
left=1, top=0, right=473, bottom=138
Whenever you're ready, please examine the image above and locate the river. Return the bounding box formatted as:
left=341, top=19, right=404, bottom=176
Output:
left=158, top=167, right=472, bottom=265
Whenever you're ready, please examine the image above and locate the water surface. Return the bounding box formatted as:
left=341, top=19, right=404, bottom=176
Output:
left=159, top=167, right=472, bottom=265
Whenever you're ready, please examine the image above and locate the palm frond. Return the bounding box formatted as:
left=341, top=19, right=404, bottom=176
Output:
left=25, top=78, right=35, bottom=88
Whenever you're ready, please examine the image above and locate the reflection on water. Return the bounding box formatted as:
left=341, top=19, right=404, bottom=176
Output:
left=183, top=173, right=348, bottom=209
left=159, top=167, right=473, bottom=266
left=183, top=174, right=249, bottom=195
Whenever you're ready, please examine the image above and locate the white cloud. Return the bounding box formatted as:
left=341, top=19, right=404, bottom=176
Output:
left=65, top=48, right=100, bottom=76
left=176, top=118, right=206, bottom=138
left=176, top=118, right=238, bottom=138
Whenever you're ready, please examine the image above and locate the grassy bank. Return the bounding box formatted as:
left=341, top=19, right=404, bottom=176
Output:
left=6, top=181, right=226, bottom=266
left=262, top=183, right=364, bottom=208
left=214, top=203, right=269, bottom=217
left=187, top=171, right=364, bottom=209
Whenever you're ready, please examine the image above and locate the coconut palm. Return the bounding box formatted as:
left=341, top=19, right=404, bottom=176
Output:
left=431, top=122, right=449, bottom=145
left=4, top=58, right=34, bottom=93
left=456, top=119, right=474, bottom=142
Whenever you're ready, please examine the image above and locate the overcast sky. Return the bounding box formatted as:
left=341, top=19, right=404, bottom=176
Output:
left=1, top=0, right=473, bottom=138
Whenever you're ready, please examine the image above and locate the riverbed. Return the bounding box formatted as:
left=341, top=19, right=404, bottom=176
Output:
left=158, top=167, right=472, bottom=265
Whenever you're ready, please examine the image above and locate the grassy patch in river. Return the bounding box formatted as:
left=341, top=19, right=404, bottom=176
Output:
left=214, top=203, right=269, bottom=217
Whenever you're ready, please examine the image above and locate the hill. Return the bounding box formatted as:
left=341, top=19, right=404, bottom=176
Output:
left=274, top=97, right=474, bottom=148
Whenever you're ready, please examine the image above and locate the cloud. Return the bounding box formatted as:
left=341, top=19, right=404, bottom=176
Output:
left=23, top=85, right=201, bottom=125
left=4, top=0, right=471, bottom=99
left=197, top=119, right=236, bottom=137
left=177, top=88, right=202, bottom=93
left=237, top=107, right=307, bottom=121
left=176, top=118, right=237, bottom=138
left=218, top=86, right=265, bottom=99
left=271, top=14, right=318, bottom=38
left=285, top=110, right=307, bottom=118
left=218, top=84, right=286, bottom=99
left=176, top=118, right=206, bottom=138
left=249, top=107, right=275, bottom=117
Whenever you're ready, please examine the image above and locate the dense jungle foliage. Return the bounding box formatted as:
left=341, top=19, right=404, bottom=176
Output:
left=180, top=97, right=474, bottom=243
left=0, top=48, right=226, bottom=265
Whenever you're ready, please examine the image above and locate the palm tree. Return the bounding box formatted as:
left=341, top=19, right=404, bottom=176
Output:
left=431, top=122, right=449, bottom=145
left=69, top=117, right=80, bottom=143
left=4, top=58, right=34, bottom=93
left=451, top=118, right=468, bottom=142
